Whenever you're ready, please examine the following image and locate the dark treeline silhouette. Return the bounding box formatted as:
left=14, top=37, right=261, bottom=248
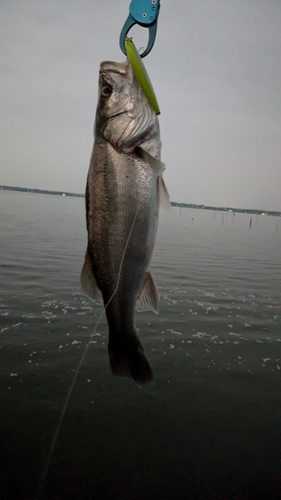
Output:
left=1, top=185, right=280, bottom=217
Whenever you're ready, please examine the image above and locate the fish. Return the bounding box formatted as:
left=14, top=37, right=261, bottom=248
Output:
left=80, top=59, right=170, bottom=385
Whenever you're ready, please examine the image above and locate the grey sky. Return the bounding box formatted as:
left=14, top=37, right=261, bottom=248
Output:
left=1, top=0, right=280, bottom=210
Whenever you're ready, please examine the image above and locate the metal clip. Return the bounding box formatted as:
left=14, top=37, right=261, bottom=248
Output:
left=120, top=0, right=160, bottom=58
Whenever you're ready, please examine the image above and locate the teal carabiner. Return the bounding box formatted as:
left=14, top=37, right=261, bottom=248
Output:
left=120, top=0, right=161, bottom=58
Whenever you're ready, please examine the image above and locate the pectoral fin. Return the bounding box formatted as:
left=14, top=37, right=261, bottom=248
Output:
left=135, top=147, right=171, bottom=210
left=135, top=147, right=165, bottom=175
left=80, top=248, right=102, bottom=304
left=136, top=271, right=160, bottom=314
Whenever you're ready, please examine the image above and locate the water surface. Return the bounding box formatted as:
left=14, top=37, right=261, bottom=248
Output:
left=0, top=191, right=280, bottom=499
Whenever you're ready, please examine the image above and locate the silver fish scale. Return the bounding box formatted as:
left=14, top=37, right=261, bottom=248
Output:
left=87, top=138, right=159, bottom=308
left=82, top=59, right=165, bottom=383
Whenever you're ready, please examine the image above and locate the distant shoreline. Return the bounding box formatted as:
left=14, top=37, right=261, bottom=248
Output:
left=1, top=185, right=280, bottom=217
left=0, top=185, right=84, bottom=199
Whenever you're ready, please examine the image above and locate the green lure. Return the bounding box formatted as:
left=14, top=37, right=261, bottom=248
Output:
left=125, top=37, right=160, bottom=115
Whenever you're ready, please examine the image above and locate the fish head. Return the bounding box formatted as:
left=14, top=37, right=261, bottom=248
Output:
left=95, top=60, right=158, bottom=153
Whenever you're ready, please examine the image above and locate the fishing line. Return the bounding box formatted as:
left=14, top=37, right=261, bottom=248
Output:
left=36, top=193, right=140, bottom=499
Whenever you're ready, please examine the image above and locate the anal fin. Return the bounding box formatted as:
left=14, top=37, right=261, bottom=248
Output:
left=136, top=270, right=160, bottom=314
left=80, top=248, right=102, bottom=303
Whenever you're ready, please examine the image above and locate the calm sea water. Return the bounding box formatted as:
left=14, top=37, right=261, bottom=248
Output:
left=0, top=190, right=280, bottom=500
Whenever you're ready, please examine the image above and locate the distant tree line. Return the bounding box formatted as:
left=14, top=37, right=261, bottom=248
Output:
left=0, top=185, right=84, bottom=198
left=1, top=185, right=280, bottom=216
left=171, top=202, right=280, bottom=217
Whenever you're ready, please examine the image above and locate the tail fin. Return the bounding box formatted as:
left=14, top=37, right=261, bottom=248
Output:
left=108, top=339, right=153, bottom=386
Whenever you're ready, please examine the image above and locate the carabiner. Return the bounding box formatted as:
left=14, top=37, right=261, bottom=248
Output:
left=120, top=0, right=161, bottom=58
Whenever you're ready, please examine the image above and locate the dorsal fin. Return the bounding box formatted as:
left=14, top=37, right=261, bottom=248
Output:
left=159, top=175, right=171, bottom=210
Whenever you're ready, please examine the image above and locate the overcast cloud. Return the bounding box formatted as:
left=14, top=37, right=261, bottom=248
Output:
left=1, top=0, right=280, bottom=210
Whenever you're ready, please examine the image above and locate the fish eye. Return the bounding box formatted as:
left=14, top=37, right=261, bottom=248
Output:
left=101, top=85, right=112, bottom=98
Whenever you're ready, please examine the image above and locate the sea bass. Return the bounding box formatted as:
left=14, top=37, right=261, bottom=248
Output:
left=81, top=59, right=170, bottom=385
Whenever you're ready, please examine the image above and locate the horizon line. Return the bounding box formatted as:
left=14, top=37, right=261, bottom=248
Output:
left=1, top=184, right=280, bottom=216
